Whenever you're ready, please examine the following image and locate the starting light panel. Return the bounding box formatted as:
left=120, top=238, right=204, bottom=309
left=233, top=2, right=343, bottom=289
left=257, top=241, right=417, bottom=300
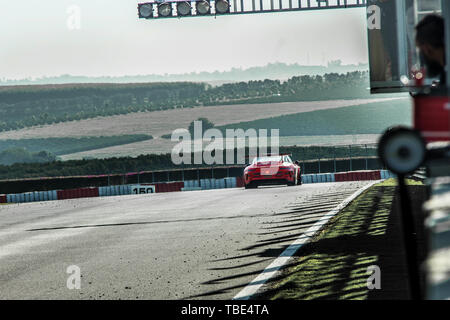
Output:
left=367, top=0, right=442, bottom=93
left=138, top=0, right=368, bottom=19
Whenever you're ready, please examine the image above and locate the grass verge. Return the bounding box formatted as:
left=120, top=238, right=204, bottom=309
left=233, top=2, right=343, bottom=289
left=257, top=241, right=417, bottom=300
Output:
left=256, top=181, right=426, bottom=300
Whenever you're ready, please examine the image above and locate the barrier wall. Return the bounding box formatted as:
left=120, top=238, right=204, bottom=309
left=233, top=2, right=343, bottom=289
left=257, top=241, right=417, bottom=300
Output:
left=1, top=170, right=393, bottom=204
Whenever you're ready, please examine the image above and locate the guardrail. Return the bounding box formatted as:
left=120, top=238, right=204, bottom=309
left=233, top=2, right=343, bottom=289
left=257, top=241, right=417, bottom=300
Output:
left=0, top=169, right=393, bottom=204
left=0, top=156, right=384, bottom=195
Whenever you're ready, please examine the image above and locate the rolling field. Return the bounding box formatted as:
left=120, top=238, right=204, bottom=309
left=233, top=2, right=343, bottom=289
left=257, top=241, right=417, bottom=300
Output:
left=0, top=98, right=401, bottom=140
left=59, top=134, right=381, bottom=160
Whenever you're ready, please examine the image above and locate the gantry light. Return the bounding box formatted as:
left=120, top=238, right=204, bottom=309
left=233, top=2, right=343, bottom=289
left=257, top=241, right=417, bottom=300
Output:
left=158, top=2, right=173, bottom=16
left=138, top=3, right=154, bottom=18
left=177, top=1, right=192, bottom=16
left=215, top=0, right=230, bottom=14
left=138, top=0, right=368, bottom=19
left=196, top=0, right=210, bottom=15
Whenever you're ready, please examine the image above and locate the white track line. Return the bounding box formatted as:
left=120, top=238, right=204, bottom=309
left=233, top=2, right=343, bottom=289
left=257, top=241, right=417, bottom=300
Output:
left=233, top=181, right=380, bottom=300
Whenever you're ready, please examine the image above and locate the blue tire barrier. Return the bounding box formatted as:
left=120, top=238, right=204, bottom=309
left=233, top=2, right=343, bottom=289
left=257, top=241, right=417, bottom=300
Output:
left=7, top=194, right=15, bottom=203
left=312, top=174, right=318, bottom=183
left=50, top=190, right=57, bottom=201
left=99, top=186, right=107, bottom=197
left=217, top=179, right=226, bottom=189
left=329, top=173, right=336, bottom=182
left=381, top=170, right=396, bottom=179
left=225, top=177, right=237, bottom=188
left=301, top=175, right=308, bottom=184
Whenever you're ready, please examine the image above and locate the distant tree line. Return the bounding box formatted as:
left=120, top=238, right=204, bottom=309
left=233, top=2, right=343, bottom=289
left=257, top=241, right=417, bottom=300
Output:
left=0, top=148, right=56, bottom=166
left=0, top=72, right=370, bottom=132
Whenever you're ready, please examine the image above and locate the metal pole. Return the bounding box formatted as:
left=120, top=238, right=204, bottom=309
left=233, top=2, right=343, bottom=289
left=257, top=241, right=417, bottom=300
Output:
left=334, top=147, right=337, bottom=173
left=365, top=144, right=368, bottom=170
left=349, top=145, right=352, bottom=171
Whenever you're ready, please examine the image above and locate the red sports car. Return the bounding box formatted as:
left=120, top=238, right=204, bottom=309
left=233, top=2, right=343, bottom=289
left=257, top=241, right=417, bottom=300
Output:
left=243, top=154, right=302, bottom=189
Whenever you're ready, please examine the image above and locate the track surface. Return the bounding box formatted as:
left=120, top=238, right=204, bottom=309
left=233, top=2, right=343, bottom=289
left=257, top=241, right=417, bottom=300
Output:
left=0, top=182, right=370, bottom=300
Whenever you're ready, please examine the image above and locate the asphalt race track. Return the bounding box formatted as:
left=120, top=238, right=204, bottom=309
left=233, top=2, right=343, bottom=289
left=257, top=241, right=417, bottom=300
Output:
left=0, top=181, right=371, bottom=299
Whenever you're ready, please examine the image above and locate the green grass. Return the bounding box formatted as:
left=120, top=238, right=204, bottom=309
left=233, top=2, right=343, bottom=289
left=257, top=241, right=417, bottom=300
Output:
left=0, top=135, right=153, bottom=156
left=217, top=99, right=411, bottom=136
left=377, top=178, right=424, bottom=186
left=257, top=182, right=397, bottom=300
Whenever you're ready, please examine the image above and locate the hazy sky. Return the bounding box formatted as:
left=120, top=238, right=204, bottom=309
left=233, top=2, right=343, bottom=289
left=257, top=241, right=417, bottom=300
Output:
left=0, top=0, right=369, bottom=80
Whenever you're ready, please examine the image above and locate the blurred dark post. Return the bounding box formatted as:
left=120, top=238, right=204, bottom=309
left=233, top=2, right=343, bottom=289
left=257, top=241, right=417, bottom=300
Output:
left=398, top=174, right=422, bottom=300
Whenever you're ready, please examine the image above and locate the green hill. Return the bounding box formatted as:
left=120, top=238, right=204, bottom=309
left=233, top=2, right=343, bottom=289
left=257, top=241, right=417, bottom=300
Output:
left=217, top=99, right=411, bottom=136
